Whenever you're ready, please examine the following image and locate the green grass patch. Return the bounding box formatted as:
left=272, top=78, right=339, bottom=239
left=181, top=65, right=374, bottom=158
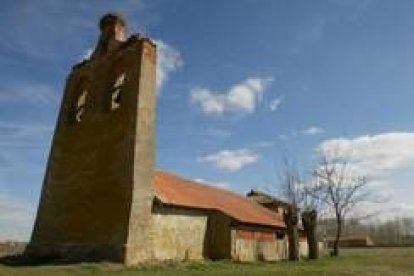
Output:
left=0, top=248, right=413, bottom=276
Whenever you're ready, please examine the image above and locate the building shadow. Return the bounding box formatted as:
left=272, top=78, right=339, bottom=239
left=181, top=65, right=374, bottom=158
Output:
left=0, top=253, right=112, bottom=267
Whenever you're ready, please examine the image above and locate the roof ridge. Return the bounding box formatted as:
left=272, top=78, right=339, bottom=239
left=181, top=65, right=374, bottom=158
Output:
left=155, top=169, right=248, bottom=199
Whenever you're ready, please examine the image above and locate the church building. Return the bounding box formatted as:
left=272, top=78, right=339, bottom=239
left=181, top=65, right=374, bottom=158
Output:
left=26, top=14, right=293, bottom=266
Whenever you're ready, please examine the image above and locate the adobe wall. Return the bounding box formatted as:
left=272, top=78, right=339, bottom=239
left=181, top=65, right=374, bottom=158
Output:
left=151, top=204, right=292, bottom=262
left=152, top=204, right=208, bottom=261
left=231, top=225, right=288, bottom=262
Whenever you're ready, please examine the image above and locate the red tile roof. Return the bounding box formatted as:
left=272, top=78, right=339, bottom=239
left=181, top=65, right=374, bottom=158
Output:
left=153, top=171, right=285, bottom=228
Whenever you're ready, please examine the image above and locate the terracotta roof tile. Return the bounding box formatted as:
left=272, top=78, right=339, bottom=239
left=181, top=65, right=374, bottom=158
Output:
left=153, top=170, right=285, bottom=228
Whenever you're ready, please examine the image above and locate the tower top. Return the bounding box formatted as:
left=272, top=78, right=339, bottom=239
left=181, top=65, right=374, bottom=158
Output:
left=98, top=13, right=127, bottom=42
left=99, top=13, right=126, bottom=31
left=89, top=13, right=131, bottom=58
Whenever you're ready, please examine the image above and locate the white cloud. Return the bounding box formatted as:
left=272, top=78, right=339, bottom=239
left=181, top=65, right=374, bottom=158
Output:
left=194, top=178, right=231, bottom=190
left=0, top=195, right=34, bottom=241
left=0, top=83, right=58, bottom=104
left=355, top=200, right=414, bottom=221
left=155, top=40, right=183, bottom=92
left=79, top=39, right=183, bottom=94
left=269, top=97, right=282, bottom=111
left=394, top=202, right=414, bottom=212
left=0, top=122, right=52, bottom=148
left=203, top=128, right=232, bottom=140
left=79, top=47, right=93, bottom=61
left=0, top=123, right=51, bottom=242
left=251, top=141, right=275, bottom=148
left=191, top=77, right=273, bottom=115
left=315, top=133, right=414, bottom=219
left=317, top=132, right=414, bottom=177
left=303, top=126, right=324, bottom=136
left=198, top=148, right=260, bottom=172
left=0, top=122, right=52, bottom=138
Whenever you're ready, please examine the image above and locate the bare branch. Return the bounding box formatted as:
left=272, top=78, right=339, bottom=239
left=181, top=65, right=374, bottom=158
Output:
left=312, top=145, right=379, bottom=257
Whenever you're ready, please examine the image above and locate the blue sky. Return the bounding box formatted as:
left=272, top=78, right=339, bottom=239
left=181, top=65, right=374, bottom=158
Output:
left=1, top=0, right=414, bottom=240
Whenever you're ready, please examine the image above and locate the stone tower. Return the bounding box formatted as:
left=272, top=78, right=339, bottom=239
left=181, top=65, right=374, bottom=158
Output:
left=26, top=14, right=156, bottom=265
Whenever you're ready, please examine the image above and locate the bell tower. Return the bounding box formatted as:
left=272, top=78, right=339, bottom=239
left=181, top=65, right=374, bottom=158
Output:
left=27, top=13, right=156, bottom=265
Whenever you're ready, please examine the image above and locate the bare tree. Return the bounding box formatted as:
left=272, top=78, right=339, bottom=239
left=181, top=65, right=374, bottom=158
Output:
left=299, top=171, right=328, bottom=260
left=279, top=156, right=300, bottom=261
left=278, top=154, right=325, bottom=260
left=313, top=152, right=372, bottom=257
left=301, top=209, right=318, bottom=259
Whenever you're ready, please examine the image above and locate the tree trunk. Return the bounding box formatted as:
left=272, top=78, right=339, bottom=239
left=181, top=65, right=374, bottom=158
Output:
left=284, top=206, right=299, bottom=261
left=331, top=214, right=342, bottom=257
left=302, top=210, right=318, bottom=260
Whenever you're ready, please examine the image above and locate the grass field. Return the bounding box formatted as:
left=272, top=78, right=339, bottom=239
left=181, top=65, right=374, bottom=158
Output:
left=0, top=248, right=413, bottom=276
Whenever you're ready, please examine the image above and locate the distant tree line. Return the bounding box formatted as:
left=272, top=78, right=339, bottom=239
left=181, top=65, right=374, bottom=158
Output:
left=319, top=216, right=414, bottom=246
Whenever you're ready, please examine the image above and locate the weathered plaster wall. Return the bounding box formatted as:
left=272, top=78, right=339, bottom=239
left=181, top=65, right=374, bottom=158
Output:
left=299, top=240, right=308, bottom=257
left=232, top=239, right=279, bottom=261
left=151, top=204, right=291, bottom=263
left=152, top=204, right=208, bottom=261
left=231, top=226, right=288, bottom=262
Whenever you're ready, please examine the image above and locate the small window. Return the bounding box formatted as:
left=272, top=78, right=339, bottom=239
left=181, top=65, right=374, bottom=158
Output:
left=75, top=88, right=88, bottom=122
left=110, top=72, right=126, bottom=110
